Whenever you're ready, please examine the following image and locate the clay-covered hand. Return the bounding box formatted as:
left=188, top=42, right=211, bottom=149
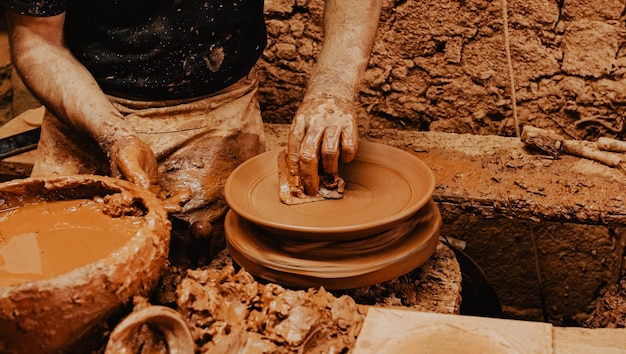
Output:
left=109, top=135, right=159, bottom=191
left=286, top=94, right=358, bottom=197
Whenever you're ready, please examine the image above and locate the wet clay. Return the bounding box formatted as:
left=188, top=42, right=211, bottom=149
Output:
left=277, top=149, right=345, bottom=205
left=175, top=264, right=365, bottom=353
left=0, top=199, right=142, bottom=287
left=159, top=242, right=461, bottom=353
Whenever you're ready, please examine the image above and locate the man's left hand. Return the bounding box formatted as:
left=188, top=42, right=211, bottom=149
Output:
left=285, top=94, right=358, bottom=197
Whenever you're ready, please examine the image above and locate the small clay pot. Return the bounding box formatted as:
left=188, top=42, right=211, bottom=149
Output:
left=105, top=304, right=194, bottom=353
left=0, top=175, right=171, bottom=353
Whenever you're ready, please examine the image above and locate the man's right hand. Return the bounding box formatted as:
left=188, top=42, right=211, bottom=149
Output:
left=109, top=135, right=159, bottom=191
left=5, top=10, right=159, bottom=192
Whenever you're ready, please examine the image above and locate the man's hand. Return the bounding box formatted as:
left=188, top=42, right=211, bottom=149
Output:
left=286, top=94, right=358, bottom=196
left=281, top=0, right=381, bottom=199
left=5, top=10, right=160, bottom=193
left=109, top=135, right=159, bottom=191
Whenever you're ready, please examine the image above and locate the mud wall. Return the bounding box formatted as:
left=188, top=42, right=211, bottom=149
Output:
left=260, top=0, right=626, bottom=140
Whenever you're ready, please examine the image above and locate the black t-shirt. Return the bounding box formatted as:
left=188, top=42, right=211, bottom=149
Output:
left=1, top=0, right=267, bottom=100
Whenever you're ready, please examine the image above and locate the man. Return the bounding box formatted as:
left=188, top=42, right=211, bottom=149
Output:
left=1, top=1, right=382, bottom=244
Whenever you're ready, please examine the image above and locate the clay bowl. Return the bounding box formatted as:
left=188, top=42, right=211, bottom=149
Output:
left=0, top=175, right=171, bottom=353
left=225, top=141, right=436, bottom=241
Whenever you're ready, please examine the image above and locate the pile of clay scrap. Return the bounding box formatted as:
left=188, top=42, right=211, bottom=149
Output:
left=335, top=242, right=462, bottom=313
left=173, top=264, right=365, bottom=353
left=521, top=126, right=626, bottom=171
left=585, top=276, right=626, bottom=328
left=155, top=243, right=460, bottom=353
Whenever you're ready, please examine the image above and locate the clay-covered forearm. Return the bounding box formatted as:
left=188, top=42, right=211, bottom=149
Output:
left=6, top=11, right=135, bottom=154
left=306, top=0, right=383, bottom=100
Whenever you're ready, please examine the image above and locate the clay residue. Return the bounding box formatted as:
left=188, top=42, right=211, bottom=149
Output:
left=98, top=189, right=147, bottom=217
left=176, top=266, right=364, bottom=353
left=278, top=149, right=345, bottom=205
left=585, top=275, right=626, bottom=328
left=151, top=244, right=460, bottom=352
left=335, top=243, right=462, bottom=313
left=174, top=263, right=365, bottom=353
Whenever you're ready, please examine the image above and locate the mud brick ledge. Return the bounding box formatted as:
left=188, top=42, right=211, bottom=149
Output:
left=405, top=132, right=626, bottom=226
left=265, top=125, right=626, bottom=325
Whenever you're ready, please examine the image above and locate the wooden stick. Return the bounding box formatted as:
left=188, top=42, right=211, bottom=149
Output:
left=597, top=137, right=626, bottom=153
left=502, top=0, right=520, bottom=137
left=521, top=126, right=626, bottom=170
left=562, top=140, right=623, bottom=168
left=521, top=126, right=563, bottom=158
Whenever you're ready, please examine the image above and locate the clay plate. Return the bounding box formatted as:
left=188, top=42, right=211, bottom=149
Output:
left=225, top=200, right=441, bottom=290
left=225, top=141, right=435, bottom=241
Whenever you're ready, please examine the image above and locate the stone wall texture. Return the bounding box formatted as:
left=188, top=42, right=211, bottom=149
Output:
left=259, top=0, right=626, bottom=140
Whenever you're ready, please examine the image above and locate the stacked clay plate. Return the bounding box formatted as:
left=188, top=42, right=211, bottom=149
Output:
left=224, top=141, right=440, bottom=289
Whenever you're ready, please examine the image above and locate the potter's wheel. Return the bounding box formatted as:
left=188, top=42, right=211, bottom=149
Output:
left=226, top=200, right=440, bottom=289
left=224, top=141, right=441, bottom=289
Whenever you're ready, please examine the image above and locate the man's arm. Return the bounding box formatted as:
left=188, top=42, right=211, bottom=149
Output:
left=5, top=11, right=158, bottom=188
left=286, top=0, right=382, bottom=196
left=308, top=0, right=382, bottom=101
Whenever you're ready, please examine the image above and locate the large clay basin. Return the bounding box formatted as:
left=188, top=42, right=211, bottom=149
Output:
left=0, top=175, right=171, bottom=353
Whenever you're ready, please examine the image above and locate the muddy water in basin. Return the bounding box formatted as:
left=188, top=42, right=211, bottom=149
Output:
left=0, top=175, right=170, bottom=354
left=0, top=199, right=143, bottom=287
